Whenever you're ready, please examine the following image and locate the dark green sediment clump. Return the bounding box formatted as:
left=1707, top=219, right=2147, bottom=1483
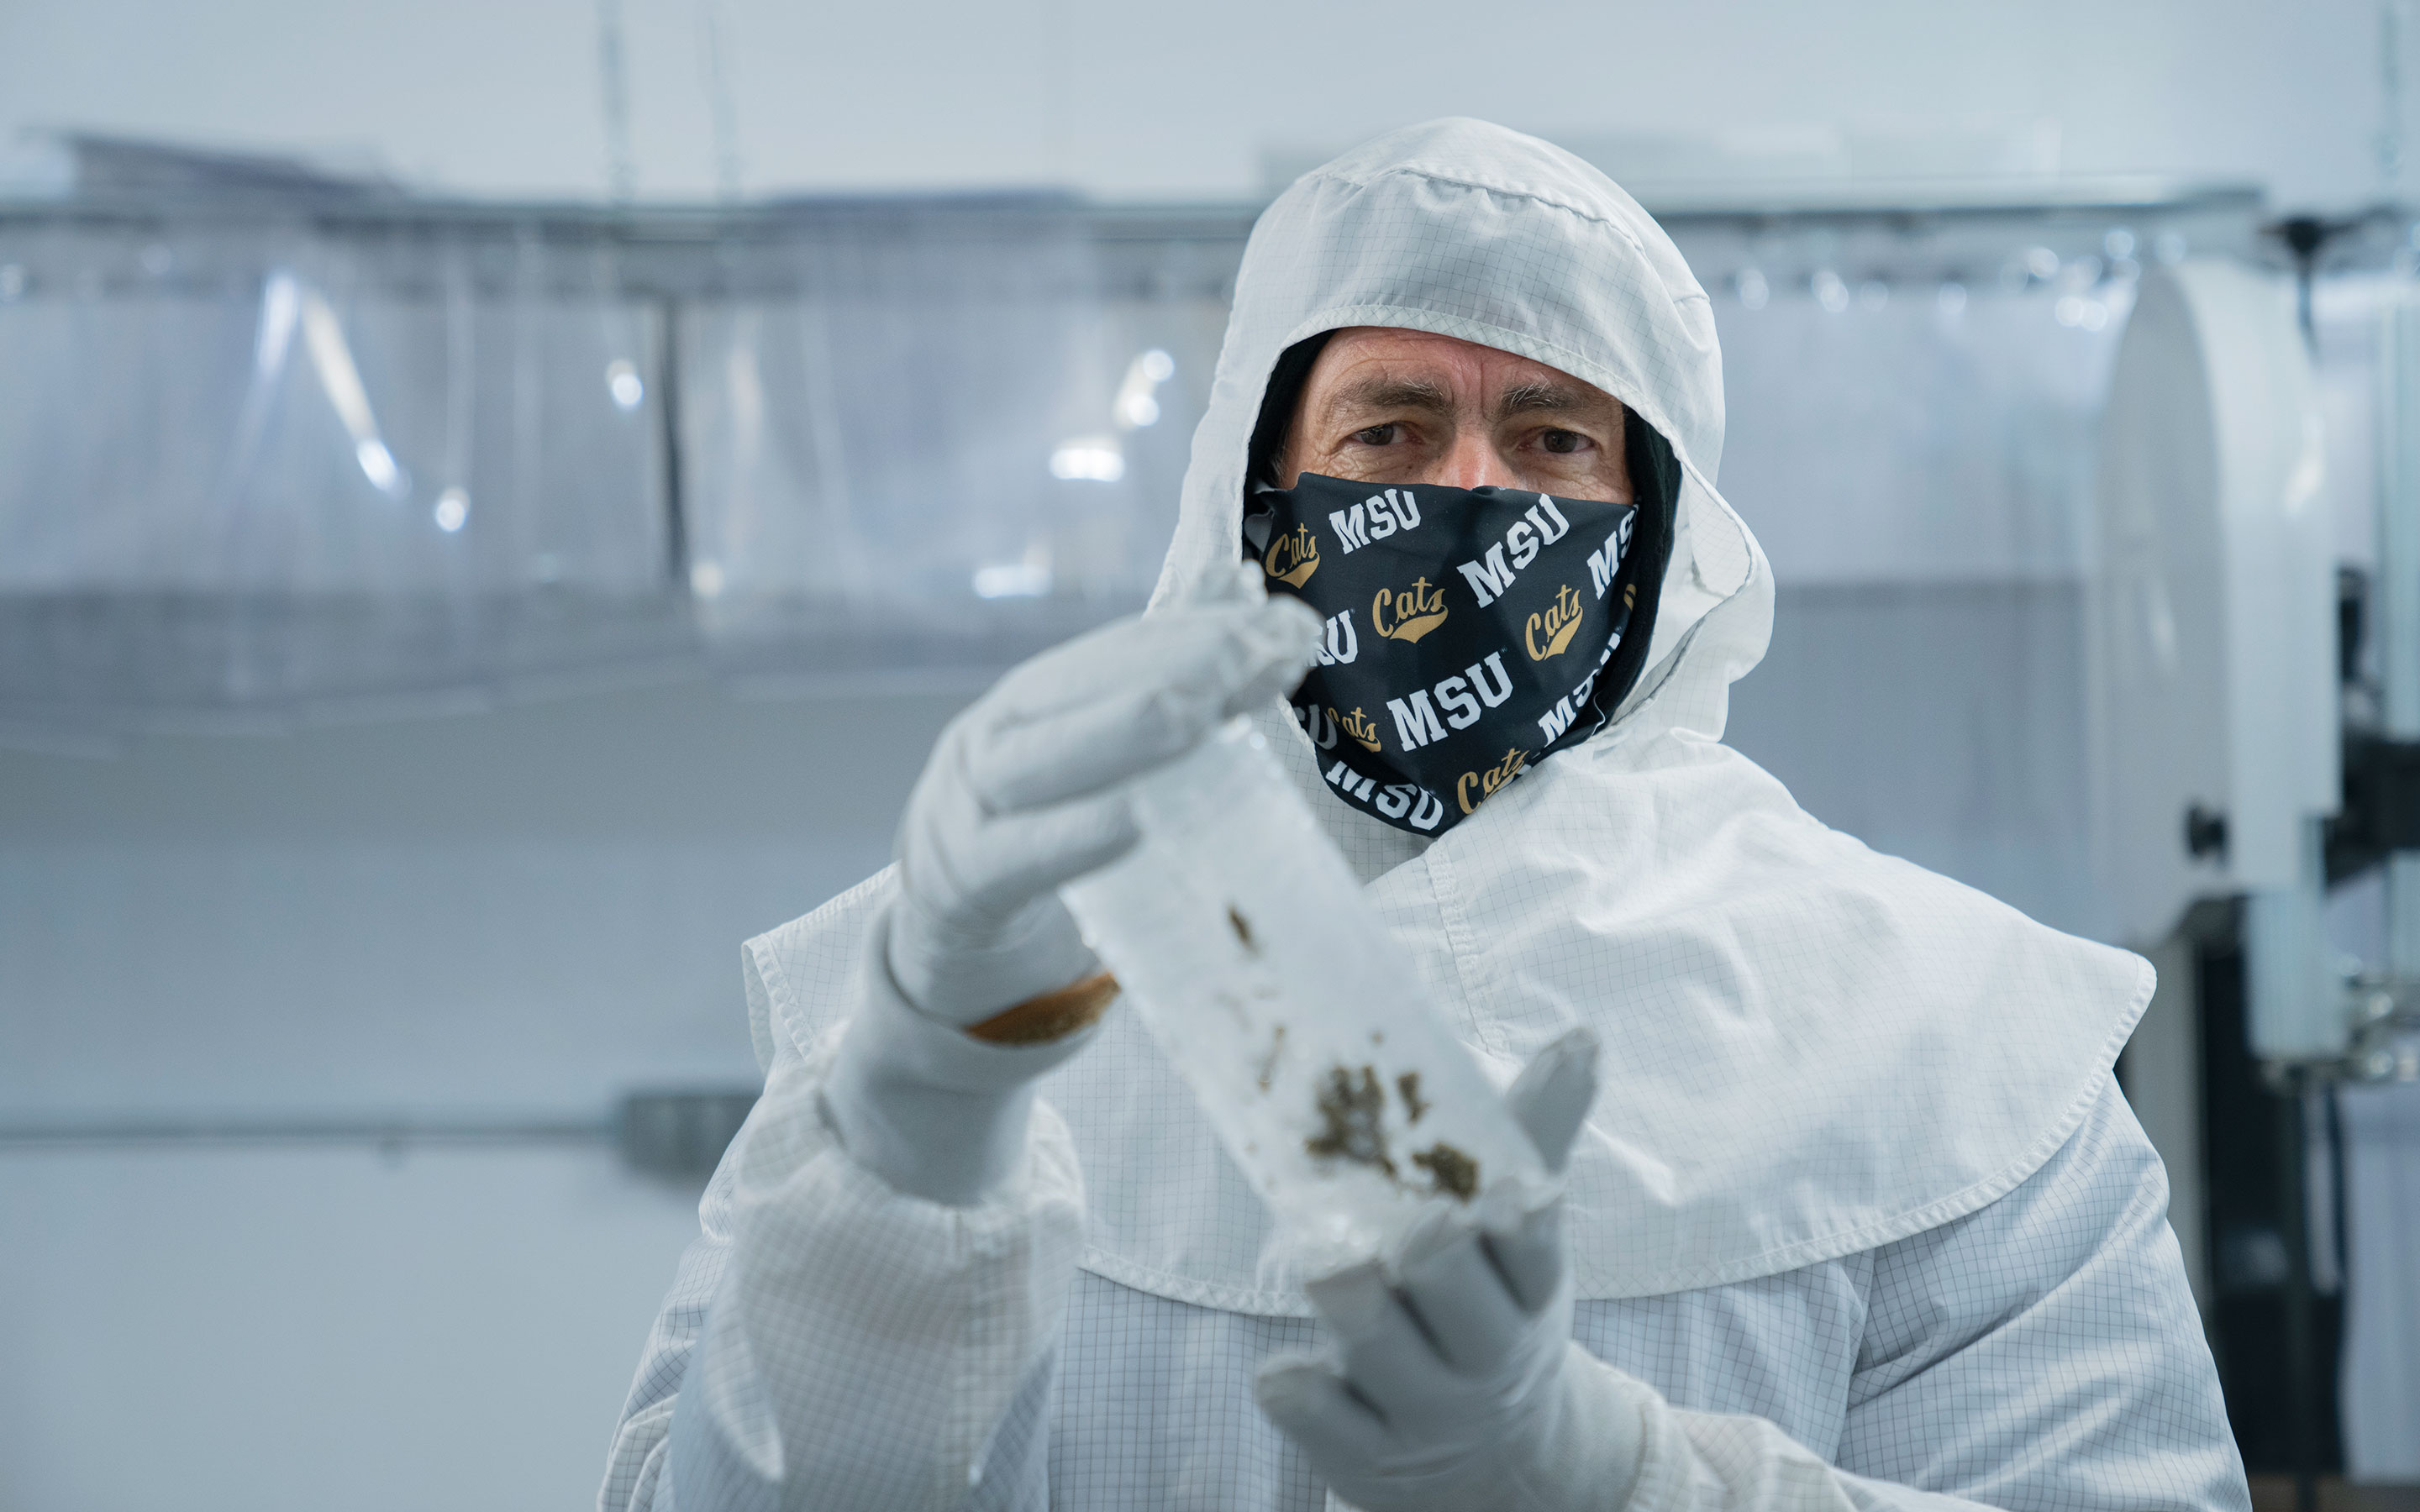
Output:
left=1412, top=1142, right=1479, bottom=1200
left=1306, top=1065, right=1394, bottom=1177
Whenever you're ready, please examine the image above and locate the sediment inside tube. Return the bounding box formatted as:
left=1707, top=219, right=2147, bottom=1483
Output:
left=1306, top=1065, right=1394, bottom=1178
left=1412, top=1142, right=1479, bottom=1200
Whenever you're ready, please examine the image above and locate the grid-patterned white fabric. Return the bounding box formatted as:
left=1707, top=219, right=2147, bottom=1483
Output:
left=601, top=119, right=2245, bottom=1509
left=600, top=1026, right=2244, bottom=1512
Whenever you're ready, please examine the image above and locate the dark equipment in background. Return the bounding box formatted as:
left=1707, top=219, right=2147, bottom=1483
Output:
left=2175, top=899, right=2348, bottom=1481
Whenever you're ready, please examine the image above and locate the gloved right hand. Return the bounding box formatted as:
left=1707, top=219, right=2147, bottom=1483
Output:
left=887, top=564, right=1323, bottom=1027
left=823, top=565, right=1321, bottom=1206
left=1255, top=1029, right=1645, bottom=1512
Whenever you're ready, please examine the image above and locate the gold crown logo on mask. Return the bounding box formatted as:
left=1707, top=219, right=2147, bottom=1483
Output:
left=1263, top=523, right=1320, bottom=588
left=1455, top=746, right=1531, bottom=815
left=1524, top=582, right=1585, bottom=661
left=1335, top=706, right=1382, bottom=752
left=1370, top=576, right=1449, bottom=643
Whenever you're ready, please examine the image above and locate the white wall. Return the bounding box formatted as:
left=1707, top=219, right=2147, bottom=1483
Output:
left=0, top=0, right=2395, bottom=210
left=0, top=1145, right=711, bottom=1511
left=0, top=680, right=965, bottom=1116
left=0, top=679, right=970, bottom=1511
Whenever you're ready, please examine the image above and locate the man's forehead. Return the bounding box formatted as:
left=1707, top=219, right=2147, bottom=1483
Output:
left=1307, top=328, right=1618, bottom=414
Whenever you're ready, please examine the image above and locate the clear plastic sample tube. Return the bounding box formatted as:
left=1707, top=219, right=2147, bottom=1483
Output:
left=1060, top=717, right=1551, bottom=1268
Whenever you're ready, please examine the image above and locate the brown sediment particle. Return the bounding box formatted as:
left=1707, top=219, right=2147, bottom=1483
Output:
left=1255, top=1025, right=1288, bottom=1092
left=1228, top=906, right=1257, bottom=952
left=1412, top=1142, right=1480, bottom=1200
left=1305, top=1064, right=1395, bottom=1178
left=1397, top=1071, right=1428, bottom=1123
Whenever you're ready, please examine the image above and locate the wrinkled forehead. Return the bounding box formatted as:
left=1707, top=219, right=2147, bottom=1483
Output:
left=1302, top=327, right=1619, bottom=400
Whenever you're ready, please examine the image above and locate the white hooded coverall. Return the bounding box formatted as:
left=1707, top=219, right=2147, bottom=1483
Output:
left=600, top=119, right=2250, bottom=1512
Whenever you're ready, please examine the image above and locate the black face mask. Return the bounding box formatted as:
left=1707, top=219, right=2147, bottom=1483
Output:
left=1247, top=472, right=1657, bottom=834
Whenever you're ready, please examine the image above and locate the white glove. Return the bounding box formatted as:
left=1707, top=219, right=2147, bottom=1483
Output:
left=823, top=565, right=1321, bottom=1206
left=1256, top=1028, right=1650, bottom=1512
left=886, top=563, right=1322, bottom=1026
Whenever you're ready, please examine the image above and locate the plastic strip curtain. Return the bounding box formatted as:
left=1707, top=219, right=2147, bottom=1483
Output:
left=1681, top=230, right=2138, bottom=938
left=674, top=201, right=1200, bottom=687
left=0, top=214, right=674, bottom=732
left=0, top=198, right=1199, bottom=732
left=0, top=193, right=2221, bottom=781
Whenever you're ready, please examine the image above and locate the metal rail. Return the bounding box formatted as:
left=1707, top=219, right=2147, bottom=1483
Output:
left=0, top=1114, right=615, bottom=1149
left=0, top=1087, right=759, bottom=1176
left=0, top=177, right=2275, bottom=303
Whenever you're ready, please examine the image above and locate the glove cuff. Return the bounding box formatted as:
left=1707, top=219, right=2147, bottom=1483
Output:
left=887, top=884, right=1102, bottom=1027
left=1528, top=1343, right=1653, bottom=1512
left=823, top=905, right=1102, bottom=1206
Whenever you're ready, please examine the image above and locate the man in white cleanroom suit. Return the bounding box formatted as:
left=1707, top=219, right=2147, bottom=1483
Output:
left=602, top=119, right=2249, bottom=1512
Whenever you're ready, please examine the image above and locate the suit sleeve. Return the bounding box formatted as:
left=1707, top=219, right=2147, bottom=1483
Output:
left=597, top=997, right=1086, bottom=1512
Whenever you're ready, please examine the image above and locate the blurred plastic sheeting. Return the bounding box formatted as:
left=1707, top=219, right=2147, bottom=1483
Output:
left=0, top=184, right=1238, bottom=735
left=0, top=211, right=676, bottom=733
left=676, top=200, right=1212, bottom=687
left=1728, top=578, right=2095, bottom=932
left=1686, top=240, right=2143, bottom=937
left=1716, top=278, right=2124, bottom=583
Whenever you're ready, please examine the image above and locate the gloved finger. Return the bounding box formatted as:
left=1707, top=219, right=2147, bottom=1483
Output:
left=1395, top=1211, right=1531, bottom=1377
left=1195, top=557, right=1270, bottom=606
left=1254, top=1355, right=1397, bottom=1464
left=970, top=600, right=1319, bottom=811
left=1504, top=1026, right=1600, bottom=1173
left=1482, top=1199, right=1565, bottom=1316
left=1197, top=560, right=1326, bottom=707
left=981, top=593, right=1311, bottom=726
left=1302, top=1258, right=1453, bottom=1415
left=1219, top=605, right=1323, bottom=716
left=926, top=785, right=1144, bottom=924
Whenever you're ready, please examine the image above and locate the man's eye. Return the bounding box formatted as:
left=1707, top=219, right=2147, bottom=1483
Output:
left=1539, top=428, right=1589, bottom=455
left=1351, top=423, right=1400, bottom=446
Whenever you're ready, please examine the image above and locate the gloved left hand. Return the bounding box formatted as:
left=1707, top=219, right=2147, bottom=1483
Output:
left=1255, top=1027, right=1650, bottom=1512
left=823, top=565, right=1323, bottom=1208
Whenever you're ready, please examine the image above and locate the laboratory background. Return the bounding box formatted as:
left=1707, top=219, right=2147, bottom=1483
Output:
left=1, top=2, right=2417, bottom=1507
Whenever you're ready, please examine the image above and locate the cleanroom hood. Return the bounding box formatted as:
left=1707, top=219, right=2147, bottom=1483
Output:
left=743, top=118, right=2150, bottom=1313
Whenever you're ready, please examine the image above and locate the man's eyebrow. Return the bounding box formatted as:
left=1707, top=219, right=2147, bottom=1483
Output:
left=1321, top=375, right=1455, bottom=420
left=1496, top=380, right=1618, bottom=419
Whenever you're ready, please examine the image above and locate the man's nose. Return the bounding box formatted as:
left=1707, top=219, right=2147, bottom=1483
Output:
left=1429, top=431, right=1520, bottom=491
